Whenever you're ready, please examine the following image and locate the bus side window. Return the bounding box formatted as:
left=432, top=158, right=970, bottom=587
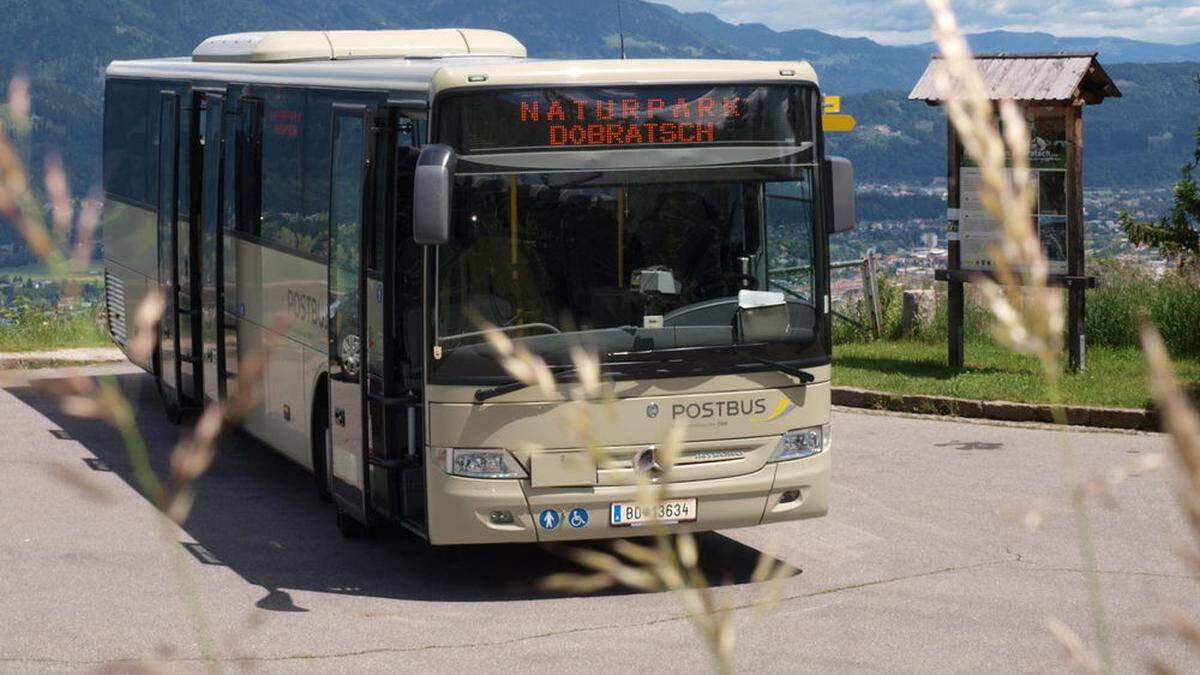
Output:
left=103, top=79, right=155, bottom=205
left=236, top=98, right=263, bottom=237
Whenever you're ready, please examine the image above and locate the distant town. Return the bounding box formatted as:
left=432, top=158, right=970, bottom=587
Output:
left=829, top=185, right=1175, bottom=299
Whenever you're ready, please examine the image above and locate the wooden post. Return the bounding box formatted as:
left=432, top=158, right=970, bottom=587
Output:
left=862, top=256, right=882, bottom=339
left=1065, top=105, right=1086, bottom=372
left=946, top=123, right=964, bottom=368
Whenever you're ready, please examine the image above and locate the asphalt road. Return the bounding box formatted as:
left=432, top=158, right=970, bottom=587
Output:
left=1, top=363, right=1196, bottom=673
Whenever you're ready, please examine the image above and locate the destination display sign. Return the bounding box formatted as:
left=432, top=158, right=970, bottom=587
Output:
left=437, top=85, right=810, bottom=154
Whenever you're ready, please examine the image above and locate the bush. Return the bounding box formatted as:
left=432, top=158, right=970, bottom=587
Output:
left=0, top=295, right=108, bottom=351
left=833, top=270, right=992, bottom=346
left=1087, top=260, right=1149, bottom=351
left=833, top=258, right=1199, bottom=358
left=831, top=267, right=906, bottom=344
left=1087, top=260, right=1200, bottom=358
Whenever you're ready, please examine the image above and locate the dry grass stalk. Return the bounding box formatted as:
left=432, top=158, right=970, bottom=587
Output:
left=923, top=1, right=1111, bottom=671
left=1, top=76, right=283, bottom=672
left=1046, top=617, right=1102, bottom=674
left=1140, top=325, right=1200, bottom=668
left=479, top=325, right=794, bottom=673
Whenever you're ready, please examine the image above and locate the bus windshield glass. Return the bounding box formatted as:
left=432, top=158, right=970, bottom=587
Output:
left=430, top=84, right=823, bottom=384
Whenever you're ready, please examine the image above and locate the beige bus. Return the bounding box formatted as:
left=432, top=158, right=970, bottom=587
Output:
left=101, top=29, right=854, bottom=544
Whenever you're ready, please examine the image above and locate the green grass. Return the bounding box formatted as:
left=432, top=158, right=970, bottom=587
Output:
left=0, top=307, right=110, bottom=352
left=834, top=340, right=1200, bottom=410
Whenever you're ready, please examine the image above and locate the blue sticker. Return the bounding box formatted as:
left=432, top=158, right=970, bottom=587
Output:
left=538, top=509, right=561, bottom=531
left=237, top=302, right=246, bottom=317
left=567, top=508, right=589, bottom=529
left=375, top=285, right=383, bottom=303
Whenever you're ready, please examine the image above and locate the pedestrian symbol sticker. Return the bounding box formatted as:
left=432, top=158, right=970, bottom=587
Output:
left=539, top=509, right=561, bottom=530
left=567, top=508, right=589, bottom=529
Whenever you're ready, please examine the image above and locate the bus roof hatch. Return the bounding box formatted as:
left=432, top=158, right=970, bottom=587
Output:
left=191, top=29, right=527, bottom=63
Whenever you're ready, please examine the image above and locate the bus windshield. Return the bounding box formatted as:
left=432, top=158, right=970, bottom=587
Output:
left=430, top=168, right=822, bottom=383
left=429, top=83, right=824, bottom=384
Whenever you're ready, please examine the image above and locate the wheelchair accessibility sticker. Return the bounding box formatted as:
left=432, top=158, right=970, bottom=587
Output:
left=567, top=508, right=589, bottom=528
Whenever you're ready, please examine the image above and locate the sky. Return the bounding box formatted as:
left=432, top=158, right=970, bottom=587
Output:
left=654, top=1, right=1200, bottom=45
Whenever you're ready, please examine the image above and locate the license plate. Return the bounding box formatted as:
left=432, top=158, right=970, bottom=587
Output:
left=609, top=498, right=698, bottom=527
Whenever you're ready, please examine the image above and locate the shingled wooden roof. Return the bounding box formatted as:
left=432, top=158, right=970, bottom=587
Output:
left=909, top=53, right=1121, bottom=105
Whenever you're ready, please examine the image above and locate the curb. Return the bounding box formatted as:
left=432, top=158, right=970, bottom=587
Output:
left=831, top=386, right=1160, bottom=432
left=0, top=347, right=126, bottom=368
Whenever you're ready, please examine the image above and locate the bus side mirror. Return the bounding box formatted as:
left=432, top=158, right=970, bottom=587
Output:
left=825, top=156, right=855, bottom=234
left=413, top=144, right=458, bottom=245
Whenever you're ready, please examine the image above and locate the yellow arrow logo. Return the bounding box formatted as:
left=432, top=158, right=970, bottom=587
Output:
left=823, top=113, right=857, bottom=133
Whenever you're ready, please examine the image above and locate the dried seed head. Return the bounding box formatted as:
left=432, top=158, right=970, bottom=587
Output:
left=1044, top=617, right=1101, bottom=674
left=45, top=461, right=113, bottom=503
left=129, top=291, right=166, bottom=364
left=7, top=75, right=30, bottom=132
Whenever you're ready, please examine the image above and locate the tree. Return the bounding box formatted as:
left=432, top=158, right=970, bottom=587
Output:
left=1120, top=76, right=1200, bottom=268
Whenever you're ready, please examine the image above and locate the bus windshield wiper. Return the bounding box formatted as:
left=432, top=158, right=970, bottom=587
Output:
left=736, top=351, right=815, bottom=384
left=612, top=342, right=816, bottom=384
left=474, top=365, right=581, bottom=402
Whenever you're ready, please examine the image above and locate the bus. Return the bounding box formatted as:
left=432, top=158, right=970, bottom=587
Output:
left=101, top=29, right=855, bottom=544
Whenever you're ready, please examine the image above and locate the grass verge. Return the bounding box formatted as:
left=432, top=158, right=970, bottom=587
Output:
left=834, top=340, right=1200, bottom=410
left=0, top=308, right=109, bottom=352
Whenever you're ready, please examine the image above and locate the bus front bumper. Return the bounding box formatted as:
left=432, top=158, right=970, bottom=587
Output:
left=425, top=451, right=829, bottom=545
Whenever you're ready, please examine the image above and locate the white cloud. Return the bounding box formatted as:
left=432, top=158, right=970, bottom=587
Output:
left=655, top=0, right=1200, bottom=44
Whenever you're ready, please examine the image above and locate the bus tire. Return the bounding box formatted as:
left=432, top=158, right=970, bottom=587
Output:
left=312, top=375, right=332, bottom=503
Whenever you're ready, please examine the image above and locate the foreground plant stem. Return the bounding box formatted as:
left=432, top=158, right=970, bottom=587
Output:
left=104, top=376, right=221, bottom=671
left=1049, top=388, right=1113, bottom=674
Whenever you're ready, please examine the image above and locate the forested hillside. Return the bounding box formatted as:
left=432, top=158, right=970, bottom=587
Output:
left=827, top=62, right=1200, bottom=188
left=0, top=0, right=1196, bottom=209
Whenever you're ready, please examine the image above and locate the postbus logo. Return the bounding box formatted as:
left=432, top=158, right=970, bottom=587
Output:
left=671, top=398, right=769, bottom=420
left=649, top=398, right=794, bottom=423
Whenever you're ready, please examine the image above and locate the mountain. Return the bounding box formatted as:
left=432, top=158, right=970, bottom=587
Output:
left=826, top=62, right=1200, bottom=189
left=0, top=0, right=1196, bottom=221
left=2, top=0, right=736, bottom=191
left=916, top=30, right=1200, bottom=64
left=648, top=3, right=931, bottom=94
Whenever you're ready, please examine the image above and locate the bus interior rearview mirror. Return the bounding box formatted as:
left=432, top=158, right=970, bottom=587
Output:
left=413, top=144, right=458, bottom=245
left=826, top=155, right=855, bottom=234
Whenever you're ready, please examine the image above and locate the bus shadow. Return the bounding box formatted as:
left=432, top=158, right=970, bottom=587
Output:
left=7, top=370, right=778, bottom=611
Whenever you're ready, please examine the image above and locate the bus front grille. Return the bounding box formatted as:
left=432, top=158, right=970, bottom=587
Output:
left=104, top=270, right=127, bottom=346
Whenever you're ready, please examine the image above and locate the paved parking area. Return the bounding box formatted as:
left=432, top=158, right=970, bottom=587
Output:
left=0, top=364, right=1196, bottom=673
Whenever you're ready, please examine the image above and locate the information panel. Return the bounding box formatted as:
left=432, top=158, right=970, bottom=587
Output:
left=958, top=108, right=1068, bottom=275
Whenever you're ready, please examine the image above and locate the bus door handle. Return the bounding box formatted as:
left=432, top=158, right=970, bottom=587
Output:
left=334, top=408, right=346, bottom=427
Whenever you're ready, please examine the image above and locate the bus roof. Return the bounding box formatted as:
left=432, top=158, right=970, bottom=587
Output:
left=106, top=30, right=819, bottom=103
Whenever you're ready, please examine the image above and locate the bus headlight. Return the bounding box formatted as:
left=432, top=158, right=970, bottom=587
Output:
left=431, top=447, right=529, bottom=479
left=769, top=424, right=830, bottom=462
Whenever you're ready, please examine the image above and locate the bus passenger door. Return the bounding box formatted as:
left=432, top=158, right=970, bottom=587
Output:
left=328, top=105, right=373, bottom=525
left=156, top=91, right=182, bottom=411
left=198, top=92, right=227, bottom=403
left=173, top=94, right=204, bottom=409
